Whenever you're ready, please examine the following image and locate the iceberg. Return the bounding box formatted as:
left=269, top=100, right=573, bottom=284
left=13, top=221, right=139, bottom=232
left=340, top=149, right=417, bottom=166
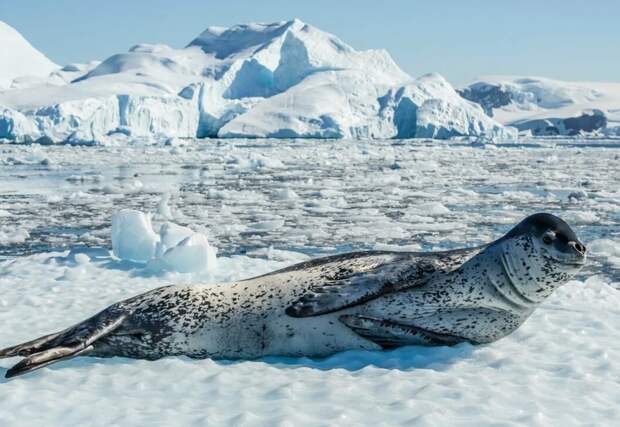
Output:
left=0, top=19, right=514, bottom=143
left=459, top=76, right=620, bottom=136
left=0, top=106, right=40, bottom=142
left=380, top=74, right=518, bottom=139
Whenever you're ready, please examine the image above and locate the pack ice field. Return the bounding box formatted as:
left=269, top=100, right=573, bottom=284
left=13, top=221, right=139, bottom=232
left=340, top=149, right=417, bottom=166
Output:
left=0, top=138, right=619, bottom=426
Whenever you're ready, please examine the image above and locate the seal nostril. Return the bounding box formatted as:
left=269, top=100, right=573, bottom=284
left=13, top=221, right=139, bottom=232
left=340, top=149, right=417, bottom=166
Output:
left=570, top=241, right=586, bottom=255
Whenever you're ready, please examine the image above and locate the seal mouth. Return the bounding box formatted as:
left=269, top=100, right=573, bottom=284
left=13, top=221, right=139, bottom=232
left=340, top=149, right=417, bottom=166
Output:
left=556, top=256, right=586, bottom=266
left=543, top=252, right=586, bottom=266
left=562, top=259, right=586, bottom=266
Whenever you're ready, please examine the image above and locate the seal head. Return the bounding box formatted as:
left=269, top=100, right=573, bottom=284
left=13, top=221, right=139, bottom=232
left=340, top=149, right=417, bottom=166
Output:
left=503, top=212, right=586, bottom=264
left=493, top=213, right=586, bottom=303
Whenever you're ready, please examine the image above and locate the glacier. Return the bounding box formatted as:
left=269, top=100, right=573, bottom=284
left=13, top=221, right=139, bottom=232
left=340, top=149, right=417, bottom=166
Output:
left=0, top=19, right=517, bottom=143
left=459, top=76, right=620, bottom=136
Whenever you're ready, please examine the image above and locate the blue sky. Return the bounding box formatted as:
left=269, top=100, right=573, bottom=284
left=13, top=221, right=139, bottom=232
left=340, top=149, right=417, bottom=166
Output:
left=1, top=0, right=618, bottom=85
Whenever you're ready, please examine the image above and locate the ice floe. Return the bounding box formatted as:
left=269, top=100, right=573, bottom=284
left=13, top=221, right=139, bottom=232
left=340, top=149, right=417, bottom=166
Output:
left=0, top=247, right=618, bottom=426
left=0, top=138, right=618, bottom=426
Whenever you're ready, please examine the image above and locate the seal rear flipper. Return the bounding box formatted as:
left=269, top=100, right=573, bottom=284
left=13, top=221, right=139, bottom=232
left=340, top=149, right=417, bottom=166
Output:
left=0, top=330, right=66, bottom=359
left=338, top=315, right=467, bottom=348
left=5, top=344, right=96, bottom=378
left=3, top=313, right=127, bottom=379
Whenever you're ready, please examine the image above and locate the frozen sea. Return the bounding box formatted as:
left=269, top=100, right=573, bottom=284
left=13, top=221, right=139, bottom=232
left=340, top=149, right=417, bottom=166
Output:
left=0, top=138, right=619, bottom=426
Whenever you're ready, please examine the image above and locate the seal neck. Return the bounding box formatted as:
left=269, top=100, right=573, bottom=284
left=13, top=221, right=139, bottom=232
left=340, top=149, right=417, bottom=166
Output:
left=493, top=235, right=574, bottom=308
left=483, top=241, right=541, bottom=310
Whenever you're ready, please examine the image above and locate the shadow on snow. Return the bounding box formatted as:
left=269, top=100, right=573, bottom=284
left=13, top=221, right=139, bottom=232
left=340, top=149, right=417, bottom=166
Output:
left=0, top=342, right=476, bottom=382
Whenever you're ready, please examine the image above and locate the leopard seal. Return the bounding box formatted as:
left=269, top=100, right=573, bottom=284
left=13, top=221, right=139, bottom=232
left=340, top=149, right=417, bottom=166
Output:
left=1, top=213, right=586, bottom=378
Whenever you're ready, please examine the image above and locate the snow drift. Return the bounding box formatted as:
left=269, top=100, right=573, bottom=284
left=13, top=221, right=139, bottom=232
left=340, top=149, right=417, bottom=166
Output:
left=459, top=76, right=620, bottom=136
left=0, top=19, right=515, bottom=143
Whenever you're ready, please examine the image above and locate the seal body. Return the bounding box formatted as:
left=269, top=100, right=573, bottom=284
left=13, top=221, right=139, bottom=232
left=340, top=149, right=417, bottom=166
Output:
left=93, top=248, right=496, bottom=360
left=0, top=213, right=587, bottom=377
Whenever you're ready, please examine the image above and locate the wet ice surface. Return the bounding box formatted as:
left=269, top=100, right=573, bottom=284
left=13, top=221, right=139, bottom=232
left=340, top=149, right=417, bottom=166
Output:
left=0, top=138, right=619, bottom=427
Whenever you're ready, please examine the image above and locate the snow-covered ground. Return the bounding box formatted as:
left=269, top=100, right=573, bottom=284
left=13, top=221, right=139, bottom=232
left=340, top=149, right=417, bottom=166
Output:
left=0, top=138, right=619, bottom=426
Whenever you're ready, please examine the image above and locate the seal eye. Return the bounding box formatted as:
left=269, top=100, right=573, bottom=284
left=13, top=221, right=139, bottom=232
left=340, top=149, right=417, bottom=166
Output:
left=542, top=232, right=554, bottom=245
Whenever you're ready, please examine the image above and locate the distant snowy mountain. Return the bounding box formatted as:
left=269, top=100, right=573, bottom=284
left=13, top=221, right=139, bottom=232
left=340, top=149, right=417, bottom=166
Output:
left=0, top=19, right=515, bottom=143
left=0, top=21, right=59, bottom=89
left=459, top=76, right=620, bottom=136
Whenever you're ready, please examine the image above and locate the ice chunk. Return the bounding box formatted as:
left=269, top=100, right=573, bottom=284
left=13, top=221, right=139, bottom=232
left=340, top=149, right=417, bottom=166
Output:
left=45, top=195, right=63, bottom=203
left=229, top=154, right=285, bottom=170
left=418, top=202, right=450, bottom=216
left=74, top=253, right=91, bottom=265
left=160, top=233, right=217, bottom=273
left=0, top=226, right=29, bottom=245
left=61, top=267, right=85, bottom=281
left=155, top=219, right=218, bottom=273
left=111, top=209, right=159, bottom=263
left=156, top=222, right=195, bottom=257
left=110, top=208, right=217, bottom=272
left=157, top=193, right=175, bottom=220
left=567, top=190, right=587, bottom=202
left=246, top=246, right=310, bottom=263
left=273, top=188, right=299, bottom=201
left=589, top=239, right=620, bottom=268
left=563, top=210, right=599, bottom=224
left=251, top=219, right=285, bottom=231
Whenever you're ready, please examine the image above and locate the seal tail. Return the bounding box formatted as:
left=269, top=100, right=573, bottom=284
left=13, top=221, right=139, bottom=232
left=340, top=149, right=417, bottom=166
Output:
left=1, top=312, right=127, bottom=379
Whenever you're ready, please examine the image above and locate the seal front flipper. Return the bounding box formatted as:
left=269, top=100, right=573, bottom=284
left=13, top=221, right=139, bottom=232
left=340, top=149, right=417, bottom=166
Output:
left=339, top=315, right=467, bottom=348
left=286, top=257, right=441, bottom=317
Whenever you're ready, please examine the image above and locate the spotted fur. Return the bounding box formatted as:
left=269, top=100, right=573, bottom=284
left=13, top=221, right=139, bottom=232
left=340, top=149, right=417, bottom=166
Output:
left=1, top=213, right=586, bottom=378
